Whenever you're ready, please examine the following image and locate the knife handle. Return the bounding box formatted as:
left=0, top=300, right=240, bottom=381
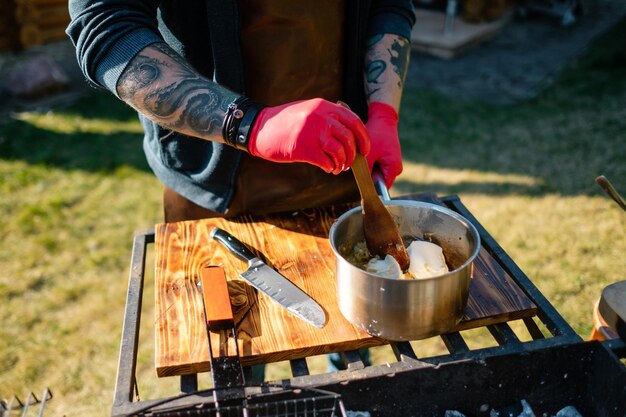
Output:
left=211, top=227, right=257, bottom=264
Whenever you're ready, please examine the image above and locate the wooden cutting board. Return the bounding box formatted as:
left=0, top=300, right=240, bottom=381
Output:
left=154, top=196, right=536, bottom=377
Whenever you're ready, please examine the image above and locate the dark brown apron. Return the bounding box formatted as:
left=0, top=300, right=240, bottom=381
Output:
left=164, top=0, right=359, bottom=222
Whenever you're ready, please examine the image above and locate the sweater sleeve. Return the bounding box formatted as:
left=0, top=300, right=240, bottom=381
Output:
left=368, top=0, right=416, bottom=40
left=66, top=0, right=163, bottom=97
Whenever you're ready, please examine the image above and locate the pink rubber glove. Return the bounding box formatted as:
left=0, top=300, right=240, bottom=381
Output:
left=365, top=102, right=403, bottom=189
left=248, top=98, right=371, bottom=175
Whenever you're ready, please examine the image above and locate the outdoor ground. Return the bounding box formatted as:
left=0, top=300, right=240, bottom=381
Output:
left=0, top=5, right=625, bottom=416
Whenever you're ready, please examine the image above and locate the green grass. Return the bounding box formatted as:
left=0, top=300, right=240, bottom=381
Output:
left=0, top=94, right=164, bottom=413
left=1, top=18, right=625, bottom=416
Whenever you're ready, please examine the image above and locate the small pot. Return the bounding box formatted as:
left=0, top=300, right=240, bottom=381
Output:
left=328, top=200, right=481, bottom=341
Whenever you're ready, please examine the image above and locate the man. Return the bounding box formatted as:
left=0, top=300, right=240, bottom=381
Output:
left=67, top=1, right=415, bottom=221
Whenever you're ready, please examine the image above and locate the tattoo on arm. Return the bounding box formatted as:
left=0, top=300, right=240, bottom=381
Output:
left=363, top=34, right=411, bottom=110
left=117, top=42, right=237, bottom=142
left=389, top=38, right=410, bottom=85
left=366, top=60, right=387, bottom=82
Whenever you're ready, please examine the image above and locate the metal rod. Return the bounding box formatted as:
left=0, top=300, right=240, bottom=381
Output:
left=290, top=358, right=310, bottom=377
left=488, top=323, right=522, bottom=346
left=112, top=230, right=153, bottom=414
left=180, top=374, right=199, bottom=394
left=19, top=392, right=34, bottom=417
left=242, top=366, right=254, bottom=385
left=4, top=396, right=21, bottom=417
left=523, top=317, right=545, bottom=340
left=36, top=388, right=52, bottom=417
left=341, top=350, right=365, bottom=371
left=441, top=332, right=469, bottom=354
left=391, top=342, right=418, bottom=361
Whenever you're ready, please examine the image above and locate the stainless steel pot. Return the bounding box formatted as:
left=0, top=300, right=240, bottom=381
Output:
left=328, top=199, right=481, bottom=341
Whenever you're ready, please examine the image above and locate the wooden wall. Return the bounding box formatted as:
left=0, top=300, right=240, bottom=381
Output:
left=0, top=0, right=20, bottom=51
left=0, top=0, right=70, bottom=52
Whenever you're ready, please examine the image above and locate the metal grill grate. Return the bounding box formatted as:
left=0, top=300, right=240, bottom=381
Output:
left=131, top=387, right=345, bottom=417
left=112, top=196, right=620, bottom=417
left=1, top=388, right=52, bottom=417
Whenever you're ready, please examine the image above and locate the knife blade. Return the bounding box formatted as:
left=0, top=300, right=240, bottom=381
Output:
left=210, top=227, right=327, bottom=329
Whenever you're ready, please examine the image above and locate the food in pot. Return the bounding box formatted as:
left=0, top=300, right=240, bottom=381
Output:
left=366, top=255, right=403, bottom=279
left=406, top=240, right=448, bottom=279
left=350, top=239, right=449, bottom=279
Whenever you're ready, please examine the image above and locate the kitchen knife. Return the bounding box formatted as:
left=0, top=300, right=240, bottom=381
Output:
left=210, top=227, right=327, bottom=329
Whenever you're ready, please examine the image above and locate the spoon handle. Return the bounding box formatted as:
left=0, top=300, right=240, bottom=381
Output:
left=351, top=154, right=379, bottom=203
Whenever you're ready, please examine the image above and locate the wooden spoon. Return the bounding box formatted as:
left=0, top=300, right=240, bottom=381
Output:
left=351, top=154, right=410, bottom=272
left=335, top=100, right=409, bottom=271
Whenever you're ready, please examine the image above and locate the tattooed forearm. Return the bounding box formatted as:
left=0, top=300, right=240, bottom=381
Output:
left=363, top=34, right=411, bottom=111
left=117, top=42, right=238, bottom=142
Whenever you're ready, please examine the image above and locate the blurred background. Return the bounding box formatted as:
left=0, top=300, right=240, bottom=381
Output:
left=0, top=0, right=625, bottom=415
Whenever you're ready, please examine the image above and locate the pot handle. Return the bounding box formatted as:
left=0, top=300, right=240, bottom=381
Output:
left=372, top=169, right=391, bottom=202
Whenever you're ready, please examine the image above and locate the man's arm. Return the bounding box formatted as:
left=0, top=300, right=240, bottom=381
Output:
left=363, top=33, right=411, bottom=112
left=361, top=33, right=411, bottom=188
left=117, top=42, right=237, bottom=144
left=117, top=42, right=369, bottom=174
left=69, top=0, right=370, bottom=174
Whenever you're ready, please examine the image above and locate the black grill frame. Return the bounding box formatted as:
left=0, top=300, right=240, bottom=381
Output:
left=111, top=195, right=625, bottom=417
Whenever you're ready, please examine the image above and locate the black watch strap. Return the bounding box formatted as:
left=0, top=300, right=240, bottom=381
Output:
left=222, top=97, right=266, bottom=152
